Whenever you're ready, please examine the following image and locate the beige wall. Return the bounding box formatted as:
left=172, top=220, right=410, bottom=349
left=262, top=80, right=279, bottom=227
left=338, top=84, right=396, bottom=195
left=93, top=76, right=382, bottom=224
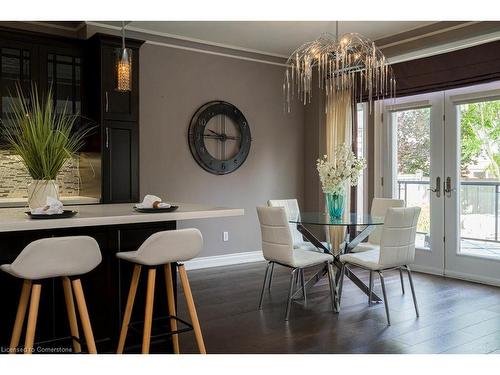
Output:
left=139, top=43, right=305, bottom=257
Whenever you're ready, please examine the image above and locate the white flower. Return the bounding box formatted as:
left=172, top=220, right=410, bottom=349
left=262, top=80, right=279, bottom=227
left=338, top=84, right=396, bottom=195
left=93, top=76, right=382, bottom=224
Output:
left=316, top=143, right=366, bottom=194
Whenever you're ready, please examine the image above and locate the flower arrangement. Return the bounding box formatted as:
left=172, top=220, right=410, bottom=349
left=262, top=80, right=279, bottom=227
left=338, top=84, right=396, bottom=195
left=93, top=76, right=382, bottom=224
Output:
left=316, top=143, right=366, bottom=195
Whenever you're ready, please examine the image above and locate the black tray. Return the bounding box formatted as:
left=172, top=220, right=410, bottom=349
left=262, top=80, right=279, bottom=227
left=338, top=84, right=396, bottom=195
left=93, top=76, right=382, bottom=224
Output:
left=25, top=210, right=78, bottom=219
left=134, top=205, right=179, bottom=213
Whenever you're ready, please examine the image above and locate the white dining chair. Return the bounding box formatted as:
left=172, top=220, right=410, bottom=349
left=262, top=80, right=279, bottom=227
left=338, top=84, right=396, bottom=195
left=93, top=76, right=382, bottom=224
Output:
left=351, top=198, right=405, bottom=253
left=268, top=199, right=330, bottom=253
left=257, top=206, right=335, bottom=320
left=339, top=206, right=421, bottom=325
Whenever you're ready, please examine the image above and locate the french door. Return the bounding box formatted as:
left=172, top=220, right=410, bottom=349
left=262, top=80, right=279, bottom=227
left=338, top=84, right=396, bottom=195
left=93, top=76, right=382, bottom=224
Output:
left=381, top=81, right=500, bottom=285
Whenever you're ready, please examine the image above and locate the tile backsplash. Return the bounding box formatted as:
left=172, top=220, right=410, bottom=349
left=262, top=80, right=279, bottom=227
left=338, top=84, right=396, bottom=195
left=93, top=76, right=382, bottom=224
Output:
left=0, top=150, right=80, bottom=198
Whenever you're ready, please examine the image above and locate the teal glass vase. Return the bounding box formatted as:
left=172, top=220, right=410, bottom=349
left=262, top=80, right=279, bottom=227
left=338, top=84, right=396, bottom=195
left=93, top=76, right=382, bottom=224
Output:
left=326, top=192, right=345, bottom=219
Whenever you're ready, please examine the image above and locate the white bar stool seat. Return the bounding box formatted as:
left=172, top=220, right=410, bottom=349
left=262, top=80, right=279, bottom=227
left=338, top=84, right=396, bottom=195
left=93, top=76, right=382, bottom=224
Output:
left=115, top=228, right=206, bottom=354
left=0, top=236, right=102, bottom=354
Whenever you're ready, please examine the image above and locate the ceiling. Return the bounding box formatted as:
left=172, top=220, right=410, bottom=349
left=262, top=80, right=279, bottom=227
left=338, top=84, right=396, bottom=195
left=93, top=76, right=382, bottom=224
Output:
left=97, top=21, right=436, bottom=57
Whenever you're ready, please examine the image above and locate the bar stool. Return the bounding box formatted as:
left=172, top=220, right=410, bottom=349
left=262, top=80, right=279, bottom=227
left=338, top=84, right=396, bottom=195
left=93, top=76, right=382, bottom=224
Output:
left=0, top=236, right=102, bottom=354
left=116, top=228, right=206, bottom=354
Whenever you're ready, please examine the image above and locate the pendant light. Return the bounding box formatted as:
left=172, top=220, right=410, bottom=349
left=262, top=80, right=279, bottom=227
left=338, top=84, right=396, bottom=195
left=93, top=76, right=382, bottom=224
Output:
left=116, top=21, right=132, bottom=92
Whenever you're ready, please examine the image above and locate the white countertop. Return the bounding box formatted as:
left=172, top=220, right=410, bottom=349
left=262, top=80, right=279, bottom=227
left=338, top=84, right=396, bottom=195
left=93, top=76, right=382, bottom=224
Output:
left=0, top=203, right=244, bottom=232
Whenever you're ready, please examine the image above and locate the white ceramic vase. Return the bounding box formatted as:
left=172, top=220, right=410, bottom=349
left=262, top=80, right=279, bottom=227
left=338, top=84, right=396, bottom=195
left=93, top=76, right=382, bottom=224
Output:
left=27, top=180, right=59, bottom=209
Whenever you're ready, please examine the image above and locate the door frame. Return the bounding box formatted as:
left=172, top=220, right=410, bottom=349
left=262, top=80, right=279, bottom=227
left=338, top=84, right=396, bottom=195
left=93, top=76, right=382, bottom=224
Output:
left=379, top=92, right=445, bottom=275
left=444, top=81, right=500, bottom=286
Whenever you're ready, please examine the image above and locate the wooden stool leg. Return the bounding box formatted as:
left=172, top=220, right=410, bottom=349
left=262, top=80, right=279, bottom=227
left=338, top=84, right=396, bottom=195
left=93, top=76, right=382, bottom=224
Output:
left=164, top=263, right=180, bottom=354
left=142, top=268, right=156, bottom=354
left=62, top=277, right=81, bottom=353
left=117, top=265, right=142, bottom=354
left=178, top=264, right=206, bottom=354
left=24, top=283, right=41, bottom=355
left=9, top=280, right=32, bottom=353
left=72, top=279, right=97, bottom=354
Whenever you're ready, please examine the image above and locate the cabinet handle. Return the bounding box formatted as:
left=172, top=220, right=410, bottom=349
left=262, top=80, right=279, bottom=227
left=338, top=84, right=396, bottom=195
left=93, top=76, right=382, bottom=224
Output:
left=105, top=91, right=109, bottom=112
left=105, top=127, right=109, bottom=149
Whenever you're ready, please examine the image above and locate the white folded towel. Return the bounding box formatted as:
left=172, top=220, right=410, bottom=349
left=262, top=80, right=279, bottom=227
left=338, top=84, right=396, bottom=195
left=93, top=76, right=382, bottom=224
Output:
left=31, top=196, right=64, bottom=215
left=135, top=194, right=171, bottom=209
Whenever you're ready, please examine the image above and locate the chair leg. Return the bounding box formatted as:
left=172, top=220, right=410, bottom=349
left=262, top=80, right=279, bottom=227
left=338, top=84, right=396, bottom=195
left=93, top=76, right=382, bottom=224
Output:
left=285, top=268, right=298, bottom=321
left=9, top=279, right=31, bottom=353
left=178, top=264, right=206, bottom=354
left=117, top=265, right=142, bottom=354
left=258, top=262, right=272, bottom=310
left=164, top=263, right=180, bottom=354
left=399, top=267, right=405, bottom=294
left=267, top=262, right=275, bottom=290
left=142, top=267, right=156, bottom=354
left=300, top=268, right=307, bottom=305
left=378, top=271, right=391, bottom=326
left=62, top=277, right=81, bottom=353
left=24, top=283, right=41, bottom=354
left=368, top=271, right=373, bottom=306
left=326, top=262, right=336, bottom=312
left=406, top=265, right=420, bottom=317
left=72, top=279, right=97, bottom=354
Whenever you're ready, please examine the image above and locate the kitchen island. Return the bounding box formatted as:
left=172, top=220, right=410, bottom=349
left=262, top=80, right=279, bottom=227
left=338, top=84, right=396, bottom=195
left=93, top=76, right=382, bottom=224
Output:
left=0, top=203, right=244, bottom=353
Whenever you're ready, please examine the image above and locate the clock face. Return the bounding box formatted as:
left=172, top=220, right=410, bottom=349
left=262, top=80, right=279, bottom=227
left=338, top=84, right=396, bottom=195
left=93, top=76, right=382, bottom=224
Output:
left=188, top=101, right=251, bottom=175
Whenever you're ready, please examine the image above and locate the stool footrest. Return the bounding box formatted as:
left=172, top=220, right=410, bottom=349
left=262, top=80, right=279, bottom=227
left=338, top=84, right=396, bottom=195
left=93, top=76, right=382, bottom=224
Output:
left=128, top=315, right=193, bottom=340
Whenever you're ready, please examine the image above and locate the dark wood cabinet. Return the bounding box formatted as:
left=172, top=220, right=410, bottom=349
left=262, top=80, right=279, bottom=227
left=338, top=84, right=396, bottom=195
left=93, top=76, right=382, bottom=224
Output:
left=86, top=34, right=143, bottom=204
left=102, top=120, right=139, bottom=203
left=101, top=45, right=139, bottom=122
left=0, top=29, right=144, bottom=204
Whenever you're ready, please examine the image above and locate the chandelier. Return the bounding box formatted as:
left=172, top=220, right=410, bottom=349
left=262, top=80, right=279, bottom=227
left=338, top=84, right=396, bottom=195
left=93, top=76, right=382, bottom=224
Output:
left=283, top=22, right=395, bottom=112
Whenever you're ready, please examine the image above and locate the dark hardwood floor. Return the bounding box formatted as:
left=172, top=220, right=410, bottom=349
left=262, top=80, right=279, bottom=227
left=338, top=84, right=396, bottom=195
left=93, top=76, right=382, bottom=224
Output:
left=174, top=261, right=500, bottom=354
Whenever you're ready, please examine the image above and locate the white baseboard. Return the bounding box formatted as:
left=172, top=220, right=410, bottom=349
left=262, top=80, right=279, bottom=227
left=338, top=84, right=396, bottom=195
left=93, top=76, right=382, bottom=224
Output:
left=184, top=251, right=264, bottom=270
left=184, top=251, right=500, bottom=287
left=411, top=264, right=500, bottom=287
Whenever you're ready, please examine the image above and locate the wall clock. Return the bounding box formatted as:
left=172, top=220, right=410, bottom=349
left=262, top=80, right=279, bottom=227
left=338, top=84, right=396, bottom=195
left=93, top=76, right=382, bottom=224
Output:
left=188, top=101, right=251, bottom=175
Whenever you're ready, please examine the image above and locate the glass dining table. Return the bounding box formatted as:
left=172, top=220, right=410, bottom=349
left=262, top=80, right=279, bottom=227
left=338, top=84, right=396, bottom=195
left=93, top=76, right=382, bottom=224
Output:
left=289, top=212, right=384, bottom=312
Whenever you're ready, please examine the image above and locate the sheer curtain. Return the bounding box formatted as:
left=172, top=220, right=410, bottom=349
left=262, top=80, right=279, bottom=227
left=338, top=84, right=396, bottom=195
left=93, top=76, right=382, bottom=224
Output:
left=325, top=89, right=352, bottom=254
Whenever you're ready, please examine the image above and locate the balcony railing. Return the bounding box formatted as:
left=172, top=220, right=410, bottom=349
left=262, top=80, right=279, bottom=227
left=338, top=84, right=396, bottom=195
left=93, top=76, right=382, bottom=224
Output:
left=397, top=179, right=500, bottom=243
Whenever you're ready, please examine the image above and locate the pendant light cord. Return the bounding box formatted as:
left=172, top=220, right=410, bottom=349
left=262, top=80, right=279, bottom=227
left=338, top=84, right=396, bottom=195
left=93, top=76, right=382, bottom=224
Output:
left=122, top=21, right=125, bottom=50
left=335, top=21, right=339, bottom=42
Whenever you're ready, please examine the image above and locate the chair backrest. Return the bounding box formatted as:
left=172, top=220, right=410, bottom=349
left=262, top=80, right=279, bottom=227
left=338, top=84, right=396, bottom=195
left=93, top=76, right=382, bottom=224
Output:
left=378, top=207, right=421, bottom=266
left=368, top=198, right=405, bottom=244
left=256, top=206, right=294, bottom=265
left=135, top=228, right=203, bottom=265
left=9, top=236, right=102, bottom=280
left=267, top=199, right=303, bottom=244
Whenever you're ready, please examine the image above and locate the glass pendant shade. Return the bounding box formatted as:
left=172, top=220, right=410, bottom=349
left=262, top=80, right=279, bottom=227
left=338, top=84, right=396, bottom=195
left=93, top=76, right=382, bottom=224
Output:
left=283, top=24, right=395, bottom=112
left=116, top=47, right=132, bottom=92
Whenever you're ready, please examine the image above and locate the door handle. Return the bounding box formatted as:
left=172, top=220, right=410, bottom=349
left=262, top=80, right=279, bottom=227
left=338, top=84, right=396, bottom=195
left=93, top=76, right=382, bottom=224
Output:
left=105, top=91, right=109, bottom=113
left=428, top=176, right=441, bottom=198
left=444, top=177, right=456, bottom=198
left=105, top=127, right=109, bottom=149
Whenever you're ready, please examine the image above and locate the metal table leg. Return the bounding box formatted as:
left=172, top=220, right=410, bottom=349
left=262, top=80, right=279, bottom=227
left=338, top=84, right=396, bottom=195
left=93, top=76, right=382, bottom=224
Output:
left=297, top=223, right=382, bottom=309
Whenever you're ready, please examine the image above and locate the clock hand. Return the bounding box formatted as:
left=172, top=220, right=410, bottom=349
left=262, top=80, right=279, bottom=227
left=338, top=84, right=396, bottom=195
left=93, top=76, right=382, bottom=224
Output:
left=208, top=129, right=223, bottom=137
left=225, top=135, right=241, bottom=140
left=203, top=134, right=223, bottom=140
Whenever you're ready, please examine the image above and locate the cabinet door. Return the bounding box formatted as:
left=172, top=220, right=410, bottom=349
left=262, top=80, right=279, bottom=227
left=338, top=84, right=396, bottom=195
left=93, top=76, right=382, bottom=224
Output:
left=102, top=121, right=139, bottom=203
left=0, top=44, right=35, bottom=129
left=101, top=45, right=139, bottom=122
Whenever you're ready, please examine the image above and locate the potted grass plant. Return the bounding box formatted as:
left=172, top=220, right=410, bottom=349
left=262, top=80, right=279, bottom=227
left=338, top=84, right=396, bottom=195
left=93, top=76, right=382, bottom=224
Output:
left=1, top=84, right=93, bottom=209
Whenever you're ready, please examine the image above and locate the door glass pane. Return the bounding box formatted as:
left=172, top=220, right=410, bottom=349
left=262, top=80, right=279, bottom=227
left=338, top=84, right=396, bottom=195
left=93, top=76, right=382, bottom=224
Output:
left=393, top=107, right=431, bottom=249
left=458, top=100, right=500, bottom=257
